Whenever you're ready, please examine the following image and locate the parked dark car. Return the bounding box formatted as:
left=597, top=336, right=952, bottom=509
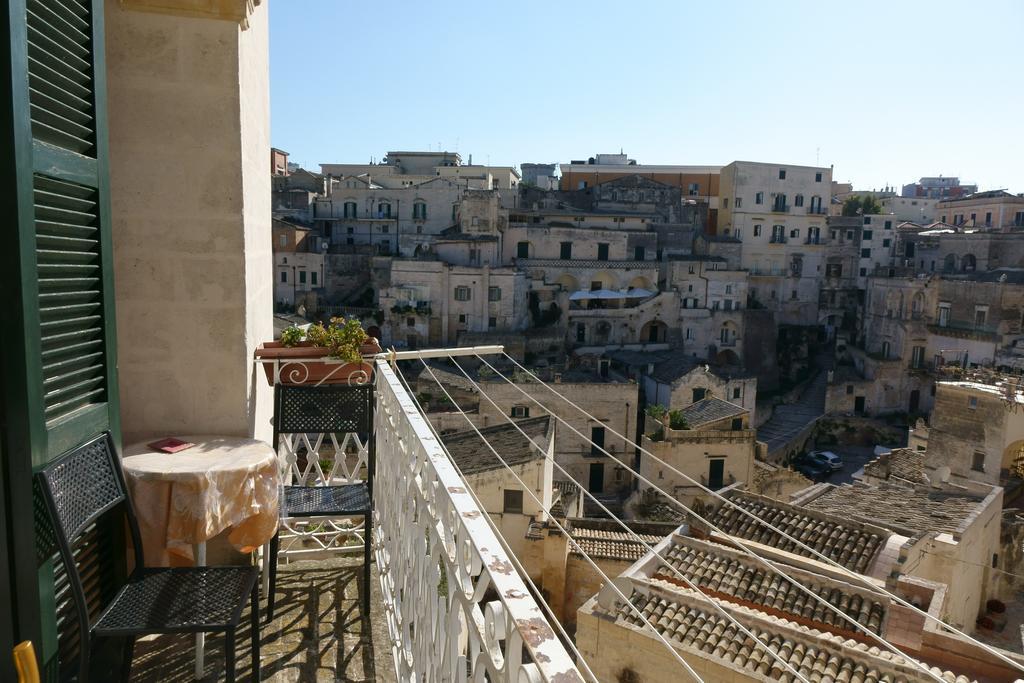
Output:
left=793, top=458, right=831, bottom=480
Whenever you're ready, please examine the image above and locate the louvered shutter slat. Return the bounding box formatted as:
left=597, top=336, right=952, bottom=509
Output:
left=34, top=173, right=107, bottom=424
left=26, top=0, right=95, bottom=154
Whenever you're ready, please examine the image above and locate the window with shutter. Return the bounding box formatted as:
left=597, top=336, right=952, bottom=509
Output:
left=1, top=0, right=120, bottom=677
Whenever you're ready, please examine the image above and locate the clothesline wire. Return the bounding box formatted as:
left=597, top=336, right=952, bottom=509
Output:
left=498, top=350, right=1024, bottom=676
left=415, top=359, right=708, bottom=683
left=435, top=359, right=817, bottom=683
left=391, top=364, right=600, bottom=683
left=457, top=356, right=948, bottom=683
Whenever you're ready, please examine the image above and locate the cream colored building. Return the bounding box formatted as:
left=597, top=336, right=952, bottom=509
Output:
left=920, top=379, right=1024, bottom=487
left=639, top=397, right=756, bottom=503
left=376, top=259, right=529, bottom=348
left=881, top=195, right=938, bottom=223
left=718, top=161, right=832, bottom=325
left=474, top=372, right=641, bottom=495
left=441, top=417, right=554, bottom=561
left=643, top=359, right=758, bottom=424
left=937, top=190, right=1024, bottom=230
left=107, top=0, right=273, bottom=445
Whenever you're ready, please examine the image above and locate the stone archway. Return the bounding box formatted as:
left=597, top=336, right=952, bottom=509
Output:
left=628, top=275, right=652, bottom=291
left=555, top=273, right=579, bottom=292
left=640, top=320, right=667, bottom=343
left=715, top=349, right=741, bottom=366
left=1004, top=440, right=1024, bottom=476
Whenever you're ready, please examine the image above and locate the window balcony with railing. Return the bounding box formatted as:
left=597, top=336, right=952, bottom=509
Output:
left=769, top=235, right=788, bottom=244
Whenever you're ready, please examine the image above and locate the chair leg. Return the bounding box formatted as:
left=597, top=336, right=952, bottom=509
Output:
left=250, top=585, right=261, bottom=682
left=362, top=517, right=371, bottom=616
left=121, top=636, right=135, bottom=683
left=225, top=628, right=236, bottom=683
left=266, top=531, right=279, bottom=623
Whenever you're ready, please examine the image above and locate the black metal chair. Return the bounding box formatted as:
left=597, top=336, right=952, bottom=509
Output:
left=34, top=433, right=260, bottom=682
left=266, top=383, right=374, bottom=620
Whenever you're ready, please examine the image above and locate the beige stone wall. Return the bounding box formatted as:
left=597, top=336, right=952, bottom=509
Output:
left=898, top=487, right=1003, bottom=630
left=476, top=379, right=639, bottom=493
left=926, top=382, right=1024, bottom=485
left=562, top=555, right=631, bottom=633
left=106, top=1, right=272, bottom=444
left=464, top=458, right=551, bottom=561
left=641, top=424, right=756, bottom=499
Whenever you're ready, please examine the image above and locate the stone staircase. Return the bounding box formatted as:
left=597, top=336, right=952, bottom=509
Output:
left=757, top=355, right=831, bottom=460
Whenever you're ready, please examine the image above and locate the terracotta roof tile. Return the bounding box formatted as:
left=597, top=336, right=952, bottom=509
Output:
left=708, top=495, right=886, bottom=573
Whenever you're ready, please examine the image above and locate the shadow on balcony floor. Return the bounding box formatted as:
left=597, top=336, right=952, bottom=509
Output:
left=129, top=556, right=395, bottom=682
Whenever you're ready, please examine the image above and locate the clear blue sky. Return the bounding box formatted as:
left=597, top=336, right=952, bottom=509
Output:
left=270, top=1, right=1024, bottom=193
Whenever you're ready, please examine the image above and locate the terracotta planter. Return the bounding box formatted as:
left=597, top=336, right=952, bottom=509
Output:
left=254, top=339, right=382, bottom=386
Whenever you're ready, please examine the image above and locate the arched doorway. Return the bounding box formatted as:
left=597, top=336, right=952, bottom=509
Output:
left=555, top=273, right=579, bottom=292
left=640, top=320, right=667, bottom=343
left=628, top=275, right=652, bottom=291
left=943, top=254, right=956, bottom=272
left=715, top=349, right=741, bottom=365
left=1004, top=440, right=1024, bottom=476
left=961, top=254, right=977, bottom=272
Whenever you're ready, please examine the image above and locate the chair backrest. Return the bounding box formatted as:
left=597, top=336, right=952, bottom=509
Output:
left=273, top=384, right=375, bottom=492
left=34, top=433, right=144, bottom=682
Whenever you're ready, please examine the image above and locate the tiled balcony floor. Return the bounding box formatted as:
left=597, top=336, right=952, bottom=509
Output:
left=130, top=556, right=395, bottom=682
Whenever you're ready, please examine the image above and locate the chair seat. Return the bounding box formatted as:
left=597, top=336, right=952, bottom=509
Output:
left=282, top=483, right=369, bottom=517
left=93, top=567, right=258, bottom=636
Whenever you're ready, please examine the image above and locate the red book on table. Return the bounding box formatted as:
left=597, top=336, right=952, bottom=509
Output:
left=147, top=438, right=195, bottom=454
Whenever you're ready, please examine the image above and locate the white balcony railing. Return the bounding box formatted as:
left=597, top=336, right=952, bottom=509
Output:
left=373, top=360, right=583, bottom=682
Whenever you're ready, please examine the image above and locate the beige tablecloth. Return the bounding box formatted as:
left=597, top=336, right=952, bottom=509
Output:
left=123, top=436, right=280, bottom=566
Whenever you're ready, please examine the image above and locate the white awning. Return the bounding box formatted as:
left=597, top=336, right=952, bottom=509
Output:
left=569, top=288, right=656, bottom=301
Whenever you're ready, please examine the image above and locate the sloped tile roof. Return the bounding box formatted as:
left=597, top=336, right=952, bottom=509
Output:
left=678, top=397, right=747, bottom=429
left=656, top=538, right=886, bottom=635
left=570, top=525, right=663, bottom=562
left=616, top=589, right=974, bottom=683
left=441, top=416, right=550, bottom=475
left=805, top=483, right=985, bottom=535
left=863, top=448, right=928, bottom=485
left=707, top=495, right=886, bottom=574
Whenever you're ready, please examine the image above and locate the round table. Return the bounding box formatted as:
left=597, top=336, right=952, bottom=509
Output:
left=122, top=435, right=280, bottom=680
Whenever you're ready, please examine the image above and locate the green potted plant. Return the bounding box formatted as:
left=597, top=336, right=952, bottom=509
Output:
left=254, top=317, right=382, bottom=385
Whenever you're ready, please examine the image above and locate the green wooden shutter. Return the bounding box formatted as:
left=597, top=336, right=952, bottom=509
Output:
left=1, top=0, right=118, bottom=677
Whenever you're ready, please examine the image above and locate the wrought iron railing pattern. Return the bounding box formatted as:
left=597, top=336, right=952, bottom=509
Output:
left=373, top=361, right=583, bottom=682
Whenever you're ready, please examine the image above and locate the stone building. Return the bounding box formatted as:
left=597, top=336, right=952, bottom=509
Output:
left=799, top=477, right=1003, bottom=632
left=519, top=517, right=678, bottom=634
left=440, top=416, right=554, bottom=561
left=819, top=216, right=862, bottom=334
left=639, top=397, right=756, bottom=502
left=376, top=259, right=529, bottom=348
left=272, top=218, right=326, bottom=307
left=937, top=190, right=1024, bottom=230
left=919, top=379, right=1024, bottom=487
left=666, top=256, right=749, bottom=363
left=474, top=370, right=641, bottom=495
left=558, top=154, right=721, bottom=228
left=577, top=487, right=1017, bottom=683
left=718, top=160, right=833, bottom=326
left=643, top=357, right=758, bottom=424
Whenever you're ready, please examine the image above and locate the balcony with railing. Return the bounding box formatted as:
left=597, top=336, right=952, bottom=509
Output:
left=124, top=351, right=584, bottom=682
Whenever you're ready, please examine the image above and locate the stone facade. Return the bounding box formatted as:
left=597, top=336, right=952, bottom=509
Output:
left=475, top=376, right=640, bottom=495
left=108, top=0, right=273, bottom=443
